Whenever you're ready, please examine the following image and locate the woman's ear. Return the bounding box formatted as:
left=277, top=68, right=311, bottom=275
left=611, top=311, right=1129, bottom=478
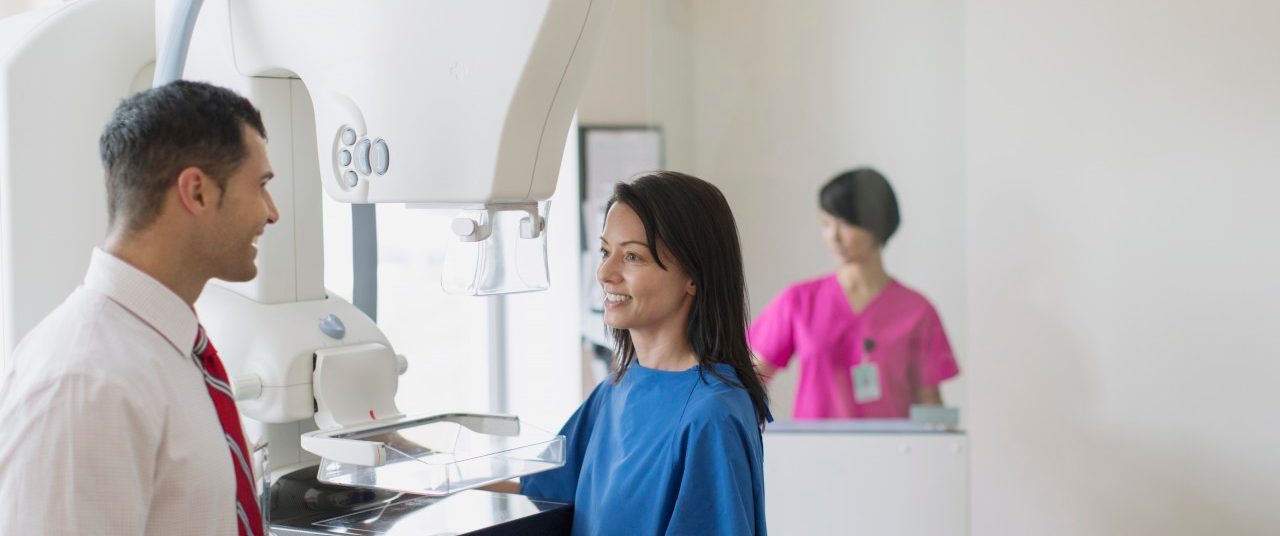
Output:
left=686, top=279, right=697, bottom=296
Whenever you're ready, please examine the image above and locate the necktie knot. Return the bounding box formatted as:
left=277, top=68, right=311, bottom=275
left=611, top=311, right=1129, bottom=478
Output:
left=193, top=324, right=212, bottom=358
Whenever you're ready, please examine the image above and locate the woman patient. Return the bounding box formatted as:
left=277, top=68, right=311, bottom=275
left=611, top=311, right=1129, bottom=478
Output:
left=521, top=171, right=770, bottom=535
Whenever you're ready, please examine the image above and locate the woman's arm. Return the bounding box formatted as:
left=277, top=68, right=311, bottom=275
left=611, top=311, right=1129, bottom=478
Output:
left=748, top=287, right=798, bottom=375
left=666, top=413, right=764, bottom=535
left=913, top=386, right=943, bottom=405
left=479, top=480, right=521, bottom=494
left=518, top=381, right=610, bottom=502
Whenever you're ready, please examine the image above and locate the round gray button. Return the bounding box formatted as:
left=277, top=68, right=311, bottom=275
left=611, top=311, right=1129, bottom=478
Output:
left=355, top=139, right=372, bottom=175
left=344, top=170, right=359, bottom=187
left=372, top=139, right=390, bottom=175
left=341, top=128, right=357, bottom=146
left=339, top=149, right=352, bottom=167
left=319, top=313, right=346, bottom=340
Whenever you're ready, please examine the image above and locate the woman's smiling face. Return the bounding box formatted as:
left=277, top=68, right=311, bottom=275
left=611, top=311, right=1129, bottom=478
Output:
left=596, top=202, right=695, bottom=332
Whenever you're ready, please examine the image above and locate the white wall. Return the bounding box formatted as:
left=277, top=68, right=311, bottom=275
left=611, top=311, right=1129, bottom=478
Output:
left=585, top=1, right=1280, bottom=533
left=687, top=0, right=967, bottom=419
left=577, top=0, right=695, bottom=170
left=967, top=1, right=1280, bottom=534
left=502, top=122, right=586, bottom=431
left=579, top=0, right=967, bottom=420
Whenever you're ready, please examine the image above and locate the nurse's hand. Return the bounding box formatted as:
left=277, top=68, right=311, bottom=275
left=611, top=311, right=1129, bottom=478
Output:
left=756, top=361, right=778, bottom=385
left=913, top=387, right=943, bottom=405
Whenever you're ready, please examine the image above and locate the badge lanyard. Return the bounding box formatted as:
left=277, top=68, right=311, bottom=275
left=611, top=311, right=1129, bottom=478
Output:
left=852, top=337, right=883, bottom=403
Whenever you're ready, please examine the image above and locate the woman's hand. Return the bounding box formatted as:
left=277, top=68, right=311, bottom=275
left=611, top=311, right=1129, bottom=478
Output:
left=913, top=386, right=943, bottom=405
left=756, top=361, right=778, bottom=385
left=478, top=480, right=522, bottom=494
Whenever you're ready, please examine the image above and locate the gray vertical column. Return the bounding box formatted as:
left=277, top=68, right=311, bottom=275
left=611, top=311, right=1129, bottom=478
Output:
left=352, top=204, right=377, bottom=322
left=152, top=0, right=205, bottom=87
left=488, top=295, right=509, bottom=414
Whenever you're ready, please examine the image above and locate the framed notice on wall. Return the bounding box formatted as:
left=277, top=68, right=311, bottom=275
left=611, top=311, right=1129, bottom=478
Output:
left=578, top=126, right=663, bottom=387
left=578, top=126, right=665, bottom=253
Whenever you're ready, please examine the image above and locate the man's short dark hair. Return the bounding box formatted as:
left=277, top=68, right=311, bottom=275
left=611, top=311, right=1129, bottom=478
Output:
left=99, top=80, right=266, bottom=232
left=819, top=167, right=901, bottom=245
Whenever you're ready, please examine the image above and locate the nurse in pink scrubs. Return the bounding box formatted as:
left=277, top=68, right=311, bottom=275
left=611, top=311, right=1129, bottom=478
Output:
left=748, top=168, right=959, bottom=419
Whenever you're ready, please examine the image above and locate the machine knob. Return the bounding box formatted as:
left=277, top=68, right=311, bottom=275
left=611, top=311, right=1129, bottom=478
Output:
left=372, top=139, right=390, bottom=175
left=233, top=375, right=263, bottom=401
left=319, top=314, right=347, bottom=340
left=395, top=354, right=409, bottom=375
left=355, top=139, right=373, bottom=175
left=451, top=217, right=478, bottom=237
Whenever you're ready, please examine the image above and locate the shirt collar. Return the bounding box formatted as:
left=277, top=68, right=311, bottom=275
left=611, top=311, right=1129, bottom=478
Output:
left=83, top=248, right=198, bottom=358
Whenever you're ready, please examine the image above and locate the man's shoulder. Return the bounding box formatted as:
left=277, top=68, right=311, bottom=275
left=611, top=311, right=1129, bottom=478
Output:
left=1, top=291, right=163, bottom=426
left=12, top=287, right=174, bottom=381
left=15, top=287, right=106, bottom=353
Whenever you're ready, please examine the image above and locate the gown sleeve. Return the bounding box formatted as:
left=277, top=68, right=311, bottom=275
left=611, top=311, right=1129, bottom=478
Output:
left=520, top=380, right=607, bottom=503
left=665, top=411, right=765, bottom=536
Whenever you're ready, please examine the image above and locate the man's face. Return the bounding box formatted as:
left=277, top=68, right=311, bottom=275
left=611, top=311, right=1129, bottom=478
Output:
left=207, top=126, right=278, bottom=282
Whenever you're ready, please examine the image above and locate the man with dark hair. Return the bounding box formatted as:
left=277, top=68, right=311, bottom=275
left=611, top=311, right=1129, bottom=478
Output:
left=0, top=80, right=278, bottom=535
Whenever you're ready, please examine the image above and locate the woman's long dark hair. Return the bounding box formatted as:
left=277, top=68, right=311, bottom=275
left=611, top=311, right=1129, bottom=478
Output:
left=606, top=171, right=770, bottom=427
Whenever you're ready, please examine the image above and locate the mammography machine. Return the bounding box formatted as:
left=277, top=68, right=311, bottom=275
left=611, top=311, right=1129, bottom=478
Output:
left=0, top=0, right=614, bottom=532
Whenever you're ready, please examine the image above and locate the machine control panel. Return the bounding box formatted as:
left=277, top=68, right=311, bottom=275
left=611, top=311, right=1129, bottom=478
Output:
left=336, top=126, right=391, bottom=188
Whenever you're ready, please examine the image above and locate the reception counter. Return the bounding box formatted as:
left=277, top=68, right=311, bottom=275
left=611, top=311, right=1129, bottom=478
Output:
left=764, top=419, right=968, bottom=535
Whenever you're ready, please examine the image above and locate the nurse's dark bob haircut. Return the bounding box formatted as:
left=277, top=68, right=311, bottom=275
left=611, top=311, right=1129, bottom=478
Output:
left=819, top=167, right=900, bottom=245
left=605, top=172, right=770, bottom=427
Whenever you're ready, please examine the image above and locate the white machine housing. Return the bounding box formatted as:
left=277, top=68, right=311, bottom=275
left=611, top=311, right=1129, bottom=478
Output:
left=175, top=0, right=613, bottom=475
left=1, top=0, right=614, bottom=481
left=171, top=0, right=601, bottom=206
left=0, top=0, right=155, bottom=359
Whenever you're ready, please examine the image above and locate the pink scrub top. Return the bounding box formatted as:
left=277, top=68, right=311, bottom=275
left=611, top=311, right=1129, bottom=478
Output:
left=749, top=275, right=959, bottom=419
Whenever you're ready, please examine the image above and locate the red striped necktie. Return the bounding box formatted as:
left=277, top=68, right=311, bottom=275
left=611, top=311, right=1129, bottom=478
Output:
left=192, top=325, right=265, bottom=536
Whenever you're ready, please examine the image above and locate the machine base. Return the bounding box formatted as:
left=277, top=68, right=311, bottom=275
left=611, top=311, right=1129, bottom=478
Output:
left=267, top=467, right=572, bottom=535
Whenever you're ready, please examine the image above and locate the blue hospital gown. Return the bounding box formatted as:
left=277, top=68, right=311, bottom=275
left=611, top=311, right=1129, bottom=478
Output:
left=521, top=362, right=767, bottom=535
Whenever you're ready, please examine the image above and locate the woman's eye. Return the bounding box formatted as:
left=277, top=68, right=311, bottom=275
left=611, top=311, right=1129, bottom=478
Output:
left=599, top=248, right=609, bottom=258
left=624, top=252, right=640, bottom=262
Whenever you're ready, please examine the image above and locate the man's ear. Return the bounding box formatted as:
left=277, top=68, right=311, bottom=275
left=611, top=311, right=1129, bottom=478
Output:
left=174, top=166, right=218, bottom=215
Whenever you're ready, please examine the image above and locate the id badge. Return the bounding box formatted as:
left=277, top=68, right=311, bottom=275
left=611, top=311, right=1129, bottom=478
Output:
left=852, top=362, right=882, bottom=403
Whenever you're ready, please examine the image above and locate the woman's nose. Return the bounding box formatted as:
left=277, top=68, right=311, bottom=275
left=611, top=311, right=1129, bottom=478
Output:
left=597, top=255, right=619, bottom=283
